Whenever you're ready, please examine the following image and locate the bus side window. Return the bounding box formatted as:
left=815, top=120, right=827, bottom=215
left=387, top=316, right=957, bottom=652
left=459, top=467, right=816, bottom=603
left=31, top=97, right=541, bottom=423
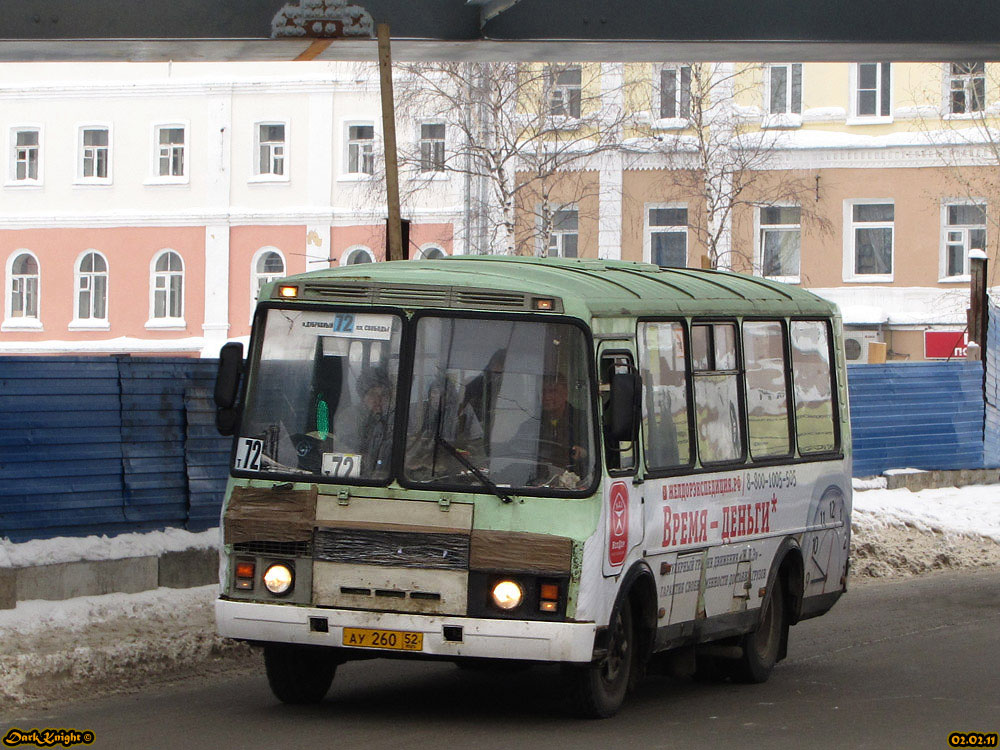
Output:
left=743, top=320, right=792, bottom=458
left=692, top=322, right=744, bottom=464
left=600, top=353, right=636, bottom=473
left=790, top=320, right=837, bottom=454
left=638, top=321, right=691, bottom=470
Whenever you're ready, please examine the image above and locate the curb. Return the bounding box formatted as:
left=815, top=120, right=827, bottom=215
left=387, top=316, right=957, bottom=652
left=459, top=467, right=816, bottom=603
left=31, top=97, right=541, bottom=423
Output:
left=0, top=548, right=218, bottom=610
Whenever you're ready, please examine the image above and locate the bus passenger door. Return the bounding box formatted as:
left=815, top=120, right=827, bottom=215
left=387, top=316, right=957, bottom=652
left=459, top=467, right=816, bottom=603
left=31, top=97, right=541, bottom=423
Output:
left=598, top=346, right=643, bottom=578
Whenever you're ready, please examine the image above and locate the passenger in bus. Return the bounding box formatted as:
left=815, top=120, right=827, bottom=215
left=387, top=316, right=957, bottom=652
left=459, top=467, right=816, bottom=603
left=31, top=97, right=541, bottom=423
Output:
left=457, top=348, right=506, bottom=444
left=344, top=366, right=395, bottom=475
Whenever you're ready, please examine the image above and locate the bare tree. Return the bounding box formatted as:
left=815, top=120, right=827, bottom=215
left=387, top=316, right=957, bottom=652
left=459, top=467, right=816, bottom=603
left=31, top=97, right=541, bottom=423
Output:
left=384, top=61, right=633, bottom=256
left=628, top=63, right=830, bottom=271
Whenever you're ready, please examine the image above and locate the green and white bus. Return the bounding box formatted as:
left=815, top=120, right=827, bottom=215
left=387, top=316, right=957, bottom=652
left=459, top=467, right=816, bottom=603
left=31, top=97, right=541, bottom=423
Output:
left=213, top=256, right=851, bottom=717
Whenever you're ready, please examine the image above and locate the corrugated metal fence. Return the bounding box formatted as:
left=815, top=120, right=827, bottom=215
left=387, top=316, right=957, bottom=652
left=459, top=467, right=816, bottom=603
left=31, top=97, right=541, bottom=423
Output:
left=3, top=348, right=1000, bottom=542
left=0, top=357, right=228, bottom=543
left=847, top=361, right=989, bottom=477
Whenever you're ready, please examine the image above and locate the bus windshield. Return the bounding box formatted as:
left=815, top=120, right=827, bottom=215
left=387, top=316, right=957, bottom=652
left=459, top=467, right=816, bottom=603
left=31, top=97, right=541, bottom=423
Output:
left=239, top=308, right=403, bottom=481
left=403, top=316, right=596, bottom=493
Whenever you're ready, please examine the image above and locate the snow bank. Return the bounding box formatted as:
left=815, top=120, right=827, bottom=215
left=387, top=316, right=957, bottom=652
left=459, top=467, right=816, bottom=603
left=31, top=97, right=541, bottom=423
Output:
left=852, top=484, right=1000, bottom=543
left=0, top=528, right=220, bottom=569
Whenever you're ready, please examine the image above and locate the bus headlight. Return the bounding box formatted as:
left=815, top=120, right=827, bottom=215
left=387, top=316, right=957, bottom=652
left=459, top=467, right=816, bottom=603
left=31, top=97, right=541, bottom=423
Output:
left=263, top=564, right=294, bottom=595
left=491, top=580, right=523, bottom=610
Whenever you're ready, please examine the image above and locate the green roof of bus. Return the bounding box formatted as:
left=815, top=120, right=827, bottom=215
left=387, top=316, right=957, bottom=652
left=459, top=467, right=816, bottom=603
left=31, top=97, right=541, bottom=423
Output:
left=282, top=257, right=839, bottom=319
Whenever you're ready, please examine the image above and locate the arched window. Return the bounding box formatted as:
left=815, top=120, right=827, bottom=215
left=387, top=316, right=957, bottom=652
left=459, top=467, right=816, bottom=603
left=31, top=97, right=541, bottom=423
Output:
left=252, top=248, right=286, bottom=304
left=9, top=252, right=40, bottom=320
left=151, top=250, right=184, bottom=320
left=76, top=251, right=108, bottom=321
left=417, top=245, right=446, bottom=260
left=341, top=246, right=375, bottom=265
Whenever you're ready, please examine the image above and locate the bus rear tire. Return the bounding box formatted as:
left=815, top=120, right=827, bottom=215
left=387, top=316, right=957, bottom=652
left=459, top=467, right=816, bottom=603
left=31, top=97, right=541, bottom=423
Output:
left=264, top=644, right=337, bottom=704
left=567, top=601, right=635, bottom=719
left=731, top=576, right=787, bottom=684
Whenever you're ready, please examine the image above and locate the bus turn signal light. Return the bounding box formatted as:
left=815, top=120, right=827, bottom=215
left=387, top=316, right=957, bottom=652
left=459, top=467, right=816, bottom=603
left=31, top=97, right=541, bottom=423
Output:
left=235, top=561, right=255, bottom=590
left=278, top=285, right=299, bottom=298
left=539, top=582, right=560, bottom=612
left=533, top=298, right=554, bottom=310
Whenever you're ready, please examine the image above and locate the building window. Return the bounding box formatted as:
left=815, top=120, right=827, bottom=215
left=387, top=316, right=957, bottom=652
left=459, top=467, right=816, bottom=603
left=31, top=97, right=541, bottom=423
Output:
left=767, top=64, right=802, bottom=115
left=420, top=123, right=446, bottom=173
left=647, top=206, right=688, bottom=267
left=659, top=65, right=692, bottom=119
left=759, top=206, right=801, bottom=279
left=8, top=252, right=40, bottom=320
left=256, top=123, right=286, bottom=176
left=342, top=246, right=375, bottom=265
left=347, top=125, right=375, bottom=175
left=252, top=249, right=286, bottom=304
left=854, top=63, right=891, bottom=118
left=12, top=129, right=40, bottom=182
left=80, top=128, right=109, bottom=180
left=949, top=63, right=986, bottom=115
left=151, top=250, right=184, bottom=320
left=849, top=202, right=894, bottom=277
left=156, top=126, right=186, bottom=177
left=547, top=65, right=582, bottom=118
left=76, top=251, right=108, bottom=321
left=546, top=208, right=579, bottom=258
left=943, top=203, right=987, bottom=278
left=417, top=245, right=446, bottom=260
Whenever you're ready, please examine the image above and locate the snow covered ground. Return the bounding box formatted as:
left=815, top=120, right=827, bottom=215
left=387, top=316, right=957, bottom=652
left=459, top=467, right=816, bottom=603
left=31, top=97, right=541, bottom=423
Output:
left=1, top=482, right=998, bottom=711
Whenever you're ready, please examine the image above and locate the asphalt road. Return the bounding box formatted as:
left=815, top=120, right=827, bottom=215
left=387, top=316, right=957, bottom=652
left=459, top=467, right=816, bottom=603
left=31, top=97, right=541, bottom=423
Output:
left=5, top=568, right=999, bottom=750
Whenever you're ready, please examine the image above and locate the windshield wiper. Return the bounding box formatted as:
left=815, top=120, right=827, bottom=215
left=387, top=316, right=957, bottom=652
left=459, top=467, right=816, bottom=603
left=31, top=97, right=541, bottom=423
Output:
left=434, top=435, right=513, bottom=504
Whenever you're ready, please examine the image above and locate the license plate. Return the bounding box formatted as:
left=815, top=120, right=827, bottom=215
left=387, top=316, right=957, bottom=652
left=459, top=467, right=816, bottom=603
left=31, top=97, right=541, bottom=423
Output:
left=342, top=627, right=424, bottom=652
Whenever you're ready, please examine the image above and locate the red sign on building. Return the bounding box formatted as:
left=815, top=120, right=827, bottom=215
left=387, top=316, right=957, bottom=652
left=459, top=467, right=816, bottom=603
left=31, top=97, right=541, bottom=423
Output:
left=924, top=330, right=968, bottom=359
left=608, top=481, right=629, bottom=567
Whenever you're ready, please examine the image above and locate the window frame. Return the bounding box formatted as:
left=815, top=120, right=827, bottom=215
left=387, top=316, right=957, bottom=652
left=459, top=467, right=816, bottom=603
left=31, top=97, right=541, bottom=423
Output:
left=418, top=122, right=447, bottom=174
left=755, top=204, right=802, bottom=283
left=546, top=64, right=583, bottom=120
left=644, top=203, right=689, bottom=268
left=788, top=317, right=841, bottom=457
left=763, top=63, right=803, bottom=128
left=340, top=245, right=376, bottom=266
left=250, top=246, right=287, bottom=312
left=940, top=200, right=987, bottom=281
left=2, top=250, right=42, bottom=330
left=344, top=121, right=376, bottom=177
left=77, top=124, right=112, bottom=185
left=945, top=62, right=986, bottom=116
left=849, top=62, right=892, bottom=122
left=540, top=204, right=580, bottom=258
left=147, top=249, right=185, bottom=327
left=844, top=199, right=895, bottom=282
left=415, top=244, right=447, bottom=260
left=252, top=121, right=289, bottom=181
left=150, top=123, right=189, bottom=184
left=8, top=126, right=42, bottom=186
left=71, top=249, right=110, bottom=329
left=689, top=319, right=748, bottom=468
left=653, top=64, right=692, bottom=126
left=741, top=318, right=794, bottom=461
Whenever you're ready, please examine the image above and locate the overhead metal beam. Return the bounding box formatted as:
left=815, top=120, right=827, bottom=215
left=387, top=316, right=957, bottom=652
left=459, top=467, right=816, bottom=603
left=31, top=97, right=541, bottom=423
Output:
left=2, top=0, right=1000, bottom=62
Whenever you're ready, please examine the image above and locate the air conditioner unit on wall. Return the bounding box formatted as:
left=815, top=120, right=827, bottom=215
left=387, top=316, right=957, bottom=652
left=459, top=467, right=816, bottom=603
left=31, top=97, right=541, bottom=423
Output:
left=843, top=330, right=883, bottom=364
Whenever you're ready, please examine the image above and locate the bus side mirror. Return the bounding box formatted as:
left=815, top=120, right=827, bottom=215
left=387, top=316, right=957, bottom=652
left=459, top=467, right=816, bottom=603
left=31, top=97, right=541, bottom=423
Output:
left=214, top=342, right=244, bottom=436
left=608, top=371, right=640, bottom=443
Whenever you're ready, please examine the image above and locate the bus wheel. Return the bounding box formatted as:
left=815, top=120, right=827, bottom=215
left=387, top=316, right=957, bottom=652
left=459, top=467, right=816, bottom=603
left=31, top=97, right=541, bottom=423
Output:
left=567, top=601, right=635, bottom=718
left=732, top=576, right=786, bottom=684
left=264, top=644, right=337, bottom=704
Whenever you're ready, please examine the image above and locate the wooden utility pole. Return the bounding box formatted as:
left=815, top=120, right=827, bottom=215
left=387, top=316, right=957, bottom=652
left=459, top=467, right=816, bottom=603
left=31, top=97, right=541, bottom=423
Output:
left=377, top=23, right=404, bottom=262
left=968, top=249, right=988, bottom=361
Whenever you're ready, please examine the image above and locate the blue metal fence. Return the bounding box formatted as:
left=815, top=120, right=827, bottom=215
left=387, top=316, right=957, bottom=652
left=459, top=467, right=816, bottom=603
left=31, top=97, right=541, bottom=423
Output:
left=847, top=361, right=988, bottom=477
left=0, top=356, right=227, bottom=542
left=2, top=352, right=999, bottom=543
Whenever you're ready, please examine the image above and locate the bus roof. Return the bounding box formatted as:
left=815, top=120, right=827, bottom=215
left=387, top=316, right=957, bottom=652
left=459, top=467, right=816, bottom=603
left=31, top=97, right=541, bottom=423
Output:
left=283, top=257, right=839, bottom=319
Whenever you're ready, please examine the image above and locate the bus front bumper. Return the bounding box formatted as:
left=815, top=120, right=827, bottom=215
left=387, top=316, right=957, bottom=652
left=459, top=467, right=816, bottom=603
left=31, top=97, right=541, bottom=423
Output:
left=216, top=598, right=597, bottom=663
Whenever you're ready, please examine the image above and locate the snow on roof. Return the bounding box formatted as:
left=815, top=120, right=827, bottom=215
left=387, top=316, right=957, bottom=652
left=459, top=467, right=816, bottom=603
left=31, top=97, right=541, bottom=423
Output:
left=809, top=286, right=981, bottom=327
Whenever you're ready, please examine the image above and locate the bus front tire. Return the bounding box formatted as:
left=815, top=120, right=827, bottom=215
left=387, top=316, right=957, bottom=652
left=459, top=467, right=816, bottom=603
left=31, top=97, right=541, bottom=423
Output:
left=567, top=601, right=635, bottom=719
left=731, top=576, right=787, bottom=684
left=264, top=644, right=337, bottom=704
